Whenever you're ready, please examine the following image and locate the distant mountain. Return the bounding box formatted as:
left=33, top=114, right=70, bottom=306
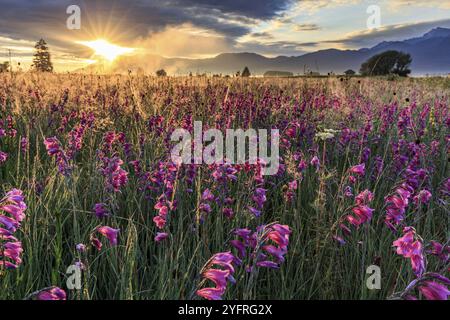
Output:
left=82, top=28, right=450, bottom=76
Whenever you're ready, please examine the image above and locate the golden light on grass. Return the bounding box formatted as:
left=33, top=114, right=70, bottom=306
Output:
left=77, top=39, right=134, bottom=62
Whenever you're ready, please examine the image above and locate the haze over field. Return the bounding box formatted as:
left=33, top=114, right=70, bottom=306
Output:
left=0, top=0, right=449, bottom=75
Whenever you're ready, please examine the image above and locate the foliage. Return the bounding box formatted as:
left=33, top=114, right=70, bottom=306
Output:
left=31, top=39, right=53, bottom=72
left=360, top=50, right=412, bottom=77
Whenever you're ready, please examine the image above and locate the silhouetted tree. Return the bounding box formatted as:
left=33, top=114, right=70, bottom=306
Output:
left=344, top=69, right=356, bottom=76
left=32, top=39, right=53, bottom=72
left=241, top=66, right=251, bottom=77
left=360, top=51, right=411, bottom=77
left=156, top=69, right=167, bottom=77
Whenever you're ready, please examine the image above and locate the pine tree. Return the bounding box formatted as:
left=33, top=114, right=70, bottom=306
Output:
left=32, top=39, right=53, bottom=72
left=242, top=66, right=251, bottom=77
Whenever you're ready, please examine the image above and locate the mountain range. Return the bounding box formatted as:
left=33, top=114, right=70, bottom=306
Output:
left=85, top=27, right=450, bottom=76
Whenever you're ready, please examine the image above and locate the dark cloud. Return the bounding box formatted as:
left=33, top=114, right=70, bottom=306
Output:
left=0, top=0, right=294, bottom=45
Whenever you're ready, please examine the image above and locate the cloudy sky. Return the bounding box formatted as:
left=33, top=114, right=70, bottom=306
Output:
left=0, top=0, right=449, bottom=71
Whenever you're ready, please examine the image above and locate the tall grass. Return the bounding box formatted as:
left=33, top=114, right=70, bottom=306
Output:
left=0, top=73, right=448, bottom=299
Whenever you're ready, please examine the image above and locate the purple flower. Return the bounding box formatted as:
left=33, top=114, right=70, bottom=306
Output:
left=196, top=287, right=225, bottom=301
left=76, top=243, right=86, bottom=252
left=413, top=190, right=432, bottom=205
left=0, top=188, right=26, bottom=269
left=155, top=232, right=169, bottom=242
left=97, top=226, right=120, bottom=246
left=385, top=184, right=413, bottom=230
left=99, top=156, right=128, bottom=192
left=419, top=281, right=450, bottom=300
left=355, top=189, right=374, bottom=205
left=393, top=227, right=425, bottom=276
left=256, top=260, right=279, bottom=269
left=93, top=203, right=109, bottom=219
left=0, top=151, right=8, bottom=164
left=222, top=207, right=234, bottom=219
left=20, top=137, right=28, bottom=153
left=310, top=156, right=320, bottom=171
left=196, top=252, right=235, bottom=300
left=201, top=189, right=215, bottom=202
left=349, top=163, right=365, bottom=176
left=36, top=287, right=67, bottom=300
left=248, top=206, right=261, bottom=217
left=427, top=241, right=449, bottom=262
left=347, top=205, right=374, bottom=227
left=44, top=137, right=62, bottom=156
left=333, top=235, right=346, bottom=246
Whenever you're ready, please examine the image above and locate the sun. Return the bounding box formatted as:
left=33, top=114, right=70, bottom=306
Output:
left=77, top=39, right=134, bottom=62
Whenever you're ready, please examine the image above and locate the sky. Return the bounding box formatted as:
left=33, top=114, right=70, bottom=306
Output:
left=0, top=0, right=449, bottom=71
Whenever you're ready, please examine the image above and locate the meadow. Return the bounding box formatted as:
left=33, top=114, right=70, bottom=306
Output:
left=0, top=73, right=448, bottom=300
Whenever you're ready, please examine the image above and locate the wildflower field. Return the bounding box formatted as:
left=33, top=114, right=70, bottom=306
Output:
left=0, top=73, right=448, bottom=300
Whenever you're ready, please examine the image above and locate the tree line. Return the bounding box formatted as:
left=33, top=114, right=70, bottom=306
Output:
left=1, top=38, right=413, bottom=77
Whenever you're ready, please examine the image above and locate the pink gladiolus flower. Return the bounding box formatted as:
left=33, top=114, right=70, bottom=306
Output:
left=385, top=184, right=413, bottom=230
left=44, top=137, right=61, bottom=156
left=0, top=215, right=19, bottom=232
left=97, top=226, right=120, bottom=246
left=355, top=189, right=374, bottom=205
left=0, top=188, right=26, bottom=270
left=419, top=281, right=450, bottom=300
left=153, top=215, right=166, bottom=229
left=427, top=241, right=449, bottom=262
left=347, top=205, right=374, bottom=227
left=393, top=227, right=425, bottom=276
left=413, top=190, right=432, bottom=205
left=43, top=137, right=71, bottom=175
left=203, top=269, right=230, bottom=288
left=210, top=252, right=235, bottom=273
left=196, top=287, right=225, bottom=300
left=196, top=251, right=236, bottom=301
left=349, top=163, right=365, bottom=176
left=36, top=287, right=67, bottom=300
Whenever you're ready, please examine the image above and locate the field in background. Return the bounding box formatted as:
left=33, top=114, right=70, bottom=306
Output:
left=0, top=73, right=448, bottom=300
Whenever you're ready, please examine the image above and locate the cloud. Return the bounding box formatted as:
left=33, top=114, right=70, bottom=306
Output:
left=387, top=0, right=450, bottom=10
left=293, top=23, right=321, bottom=31
left=326, top=19, right=450, bottom=48
left=0, top=0, right=294, bottom=41
left=0, top=0, right=299, bottom=60
left=131, top=23, right=232, bottom=58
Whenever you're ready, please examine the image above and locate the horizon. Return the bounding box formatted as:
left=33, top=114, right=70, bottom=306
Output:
left=0, top=1, right=450, bottom=72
